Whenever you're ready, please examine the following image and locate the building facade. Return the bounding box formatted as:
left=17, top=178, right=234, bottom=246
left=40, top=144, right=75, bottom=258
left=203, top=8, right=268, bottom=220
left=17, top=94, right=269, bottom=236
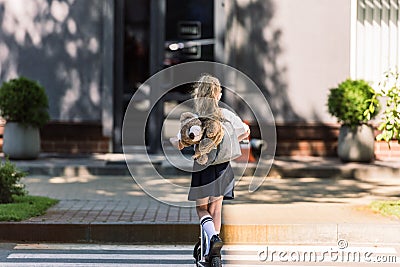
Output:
left=0, top=0, right=399, bottom=158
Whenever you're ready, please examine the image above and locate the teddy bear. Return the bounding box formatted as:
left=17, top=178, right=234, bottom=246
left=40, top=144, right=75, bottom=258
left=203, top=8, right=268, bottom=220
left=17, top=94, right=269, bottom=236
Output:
left=177, top=112, right=225, bottom=165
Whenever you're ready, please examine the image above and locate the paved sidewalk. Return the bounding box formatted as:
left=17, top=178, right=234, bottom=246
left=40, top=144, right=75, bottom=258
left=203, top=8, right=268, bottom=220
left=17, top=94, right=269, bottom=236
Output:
left=20, top=174, right=400, bottom=224
left=0, top=153, right=399, bottom=244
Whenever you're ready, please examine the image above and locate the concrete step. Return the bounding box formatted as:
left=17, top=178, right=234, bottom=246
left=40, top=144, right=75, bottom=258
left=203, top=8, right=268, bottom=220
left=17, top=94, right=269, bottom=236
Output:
left=9, top=154, right=400, bottom=180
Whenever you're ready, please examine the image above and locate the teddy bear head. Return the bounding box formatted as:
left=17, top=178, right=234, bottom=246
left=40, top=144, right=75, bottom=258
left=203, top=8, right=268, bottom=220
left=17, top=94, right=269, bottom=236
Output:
left=179, top=112, right=204, bottom=147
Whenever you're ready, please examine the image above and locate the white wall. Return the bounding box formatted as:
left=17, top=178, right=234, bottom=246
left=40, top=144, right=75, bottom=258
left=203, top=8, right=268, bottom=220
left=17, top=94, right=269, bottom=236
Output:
left=226, top=0, right=352, bottom=123
left=0, top=0, right=105, bottom=122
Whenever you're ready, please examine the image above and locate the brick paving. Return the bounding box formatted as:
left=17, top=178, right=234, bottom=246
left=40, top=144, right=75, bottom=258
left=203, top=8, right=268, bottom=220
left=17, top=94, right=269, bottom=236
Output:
left=22, top=174, right=199, bottom=224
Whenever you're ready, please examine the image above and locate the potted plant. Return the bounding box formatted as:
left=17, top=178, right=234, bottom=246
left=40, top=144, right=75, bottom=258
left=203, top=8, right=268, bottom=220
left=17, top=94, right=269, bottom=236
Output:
left=327, top=79, right=379, bottom=162
left=0, top=77, right=49, bottom=159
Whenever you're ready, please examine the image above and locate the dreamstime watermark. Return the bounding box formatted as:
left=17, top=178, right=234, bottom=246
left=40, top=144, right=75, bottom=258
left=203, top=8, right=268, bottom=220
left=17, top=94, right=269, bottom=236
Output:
left=257, top=240, right=398, bottom=264
left=122, top=61, right=277, bottom=207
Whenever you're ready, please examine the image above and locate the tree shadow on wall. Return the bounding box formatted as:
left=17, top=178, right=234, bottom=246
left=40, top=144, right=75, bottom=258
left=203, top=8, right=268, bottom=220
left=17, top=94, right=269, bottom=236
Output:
left=225, top=0, right=340, bottom=157
left=0, top=0, right=106, bottom=121
left=226, top=0, right=303, bottom=122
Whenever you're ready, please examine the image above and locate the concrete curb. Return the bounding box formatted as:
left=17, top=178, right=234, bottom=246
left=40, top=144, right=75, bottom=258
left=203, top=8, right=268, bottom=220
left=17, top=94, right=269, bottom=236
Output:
left=0, top=222, right=198, bottom=244
left=1, top=222, right=399, bottom=244
left=15, top=162, right=400, bottom=180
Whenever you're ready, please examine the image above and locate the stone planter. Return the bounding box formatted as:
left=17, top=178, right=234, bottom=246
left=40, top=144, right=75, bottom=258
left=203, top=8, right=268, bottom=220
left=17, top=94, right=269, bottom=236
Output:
left=337, top=124, right=375, bottom=162
left=3, top=122, right=40, bottom=159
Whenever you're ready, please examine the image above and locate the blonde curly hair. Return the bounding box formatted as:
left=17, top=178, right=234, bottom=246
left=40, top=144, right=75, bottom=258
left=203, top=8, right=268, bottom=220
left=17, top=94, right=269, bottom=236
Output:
left=192, top=74, right=223, bottom=121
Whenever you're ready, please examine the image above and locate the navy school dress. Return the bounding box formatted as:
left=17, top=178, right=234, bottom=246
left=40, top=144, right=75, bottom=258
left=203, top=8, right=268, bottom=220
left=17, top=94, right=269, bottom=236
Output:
left=188, top=160, right=235, bottom=201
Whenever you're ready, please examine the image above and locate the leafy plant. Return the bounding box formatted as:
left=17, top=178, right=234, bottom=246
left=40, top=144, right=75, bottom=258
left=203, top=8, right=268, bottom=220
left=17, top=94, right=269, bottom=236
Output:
left=0, top=77, right=49, bottom=128
left=0, top=158, right=27, bottom=204
left=367, top=69, right=400, bottom=144
left=370, top=200, right=400, bottom=219
left=327, top=79, right=379, bottom=127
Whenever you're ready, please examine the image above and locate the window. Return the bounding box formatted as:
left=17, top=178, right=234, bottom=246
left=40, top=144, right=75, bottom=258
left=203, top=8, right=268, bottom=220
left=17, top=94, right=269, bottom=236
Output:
left=352, top=0, right=400, bottom=84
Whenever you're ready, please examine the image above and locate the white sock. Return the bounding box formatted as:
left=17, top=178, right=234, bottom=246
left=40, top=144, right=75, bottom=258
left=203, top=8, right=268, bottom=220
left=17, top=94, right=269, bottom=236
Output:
left=200, top=215, right=217, bottom=255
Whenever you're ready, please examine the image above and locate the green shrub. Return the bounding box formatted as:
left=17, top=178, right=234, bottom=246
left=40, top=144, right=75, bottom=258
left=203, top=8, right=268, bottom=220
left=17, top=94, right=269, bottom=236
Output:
left=327, top=79, right=379, bottom=127
left=0, top=159, right=27, bottom=204
left=0, top=77, right=49, bottom=128
left=373, top=69, right=400, bottom=143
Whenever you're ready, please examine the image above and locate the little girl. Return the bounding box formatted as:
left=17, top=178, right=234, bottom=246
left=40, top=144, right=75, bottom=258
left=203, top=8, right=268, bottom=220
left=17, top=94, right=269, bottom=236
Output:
left=171, top=74, right=249, bottom=262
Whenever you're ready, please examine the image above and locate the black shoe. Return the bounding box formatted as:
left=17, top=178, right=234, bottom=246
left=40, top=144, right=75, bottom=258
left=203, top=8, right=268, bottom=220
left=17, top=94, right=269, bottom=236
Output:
left=206, top=235, right=223, bottom=261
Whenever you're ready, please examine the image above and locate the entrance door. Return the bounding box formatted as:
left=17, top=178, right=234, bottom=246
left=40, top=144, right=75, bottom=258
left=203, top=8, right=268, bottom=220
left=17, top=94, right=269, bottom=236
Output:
left=113, top=0, right=151, bottom=152
left=114, top=0, right=222, bottom=153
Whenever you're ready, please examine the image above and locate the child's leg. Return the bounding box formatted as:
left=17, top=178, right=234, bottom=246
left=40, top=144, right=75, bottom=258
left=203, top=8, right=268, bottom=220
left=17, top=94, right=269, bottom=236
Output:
left=196, top=197, right=218, bottom=257
left=206, top=196, right=224, bottom=260
left=208, top=196, right=223, bottom=234
left=196, top=197, right=210, bottom=219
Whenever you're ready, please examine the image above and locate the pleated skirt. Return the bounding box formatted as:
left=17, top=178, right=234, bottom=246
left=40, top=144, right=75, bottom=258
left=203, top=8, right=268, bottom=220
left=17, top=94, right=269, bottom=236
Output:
left=188, top=161, right=235, bottom=201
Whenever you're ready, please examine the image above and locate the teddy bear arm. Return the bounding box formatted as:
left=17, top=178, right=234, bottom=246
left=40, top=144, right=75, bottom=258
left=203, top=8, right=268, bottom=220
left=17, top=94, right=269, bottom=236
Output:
left=196, top=154, right=208, bottom=165
left=199, top=138, right=217, bottom=154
